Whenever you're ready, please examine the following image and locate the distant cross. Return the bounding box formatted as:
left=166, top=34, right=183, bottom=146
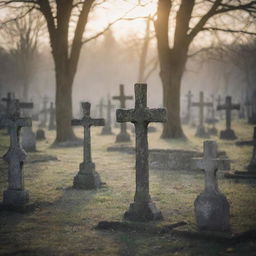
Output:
left=0, top=99, right=32, bottom=208
left=216, top=95, right=223, bottom=120
left=97, top=99, right=104, bottom=118
left=101, top=97, right=115, bottom=135
left=113, top=84, right=133, bottom=142
left=117, top=83, right=166, bottom=221
left=217, top=96, right=240, bottom=131
left=48, top=102, right=56, bottom=130
left=2, top=92, right=14, bottom=117
left=194, top=140, right=230, bottom=231
left=192, top=91, right=212, bottom=137
left=186, top=90, right=193, bottom=123
left=71, top=102, right=105, bottom=189
left=39, top=96, right=49, bottom=128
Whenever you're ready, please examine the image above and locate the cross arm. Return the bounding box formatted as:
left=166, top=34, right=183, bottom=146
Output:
left=217, top=104, right=226, bottom=110
left=148, top=108, right=167, bottom=123
left=0, top=117, right=31, bottom=128
left=71, top=119, right=82, bottom=126
left=20, top=102, right=34, bottom=109
left=116, top=109, right=134, bottom=123
left=91, top=118, right=105, bottom=127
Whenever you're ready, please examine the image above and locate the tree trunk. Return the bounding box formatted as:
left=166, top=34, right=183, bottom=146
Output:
left=55, top=64, right=75, bottom=143
left=160, top=56, right=185, bottom=138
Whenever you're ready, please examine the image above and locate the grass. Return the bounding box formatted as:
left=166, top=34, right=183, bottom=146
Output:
left=0, top=120, right=255, bottom=256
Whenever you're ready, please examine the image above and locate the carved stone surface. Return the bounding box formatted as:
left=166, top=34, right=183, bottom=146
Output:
left=217, top=96, right=240, bottom=140
left=192, top=91, right=212, bottom=138
left=194, top=141, right=230, bottom=231
left=71, top=102, right=105, bottom=190
left=117, top=83, right=166, bottom=221
left=0, top=99, right=32, bottom=210
left=113, top=84, right=133, bottom=142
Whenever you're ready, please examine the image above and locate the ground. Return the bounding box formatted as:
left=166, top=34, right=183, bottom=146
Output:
left=0, top=120, right=255, bottom=256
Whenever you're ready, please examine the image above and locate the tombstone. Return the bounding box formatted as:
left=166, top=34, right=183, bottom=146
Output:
left=216, top=95, right=223, bottom=120
left=101, top=97, right=115, bottom=135
left=20, top=101, right=36, bottom=152
left=97, top=98, right=104, bottom=118
left=36, top=129, right=46, bottom=141
left=113, top=84, right=133, bottom=142
left=39, top=96, right=49, bottom=128
left=184, top=90, right=193, bottom=125
left=71, top=102, right=105, bottom=189
left=192, top=91, right=212, bottom=138
left=117, top=83, right=167, bottom=221
left=1, top=92, right=15, bottom=131
left=217, top=96, right=240, bottom=140
left=48, top=102, right=56, bottom=130
left=194, top=141, right=230, bottom=231
left=0, top=99, right=32, bottom=210
left=206, top=95, right=218, bottom=136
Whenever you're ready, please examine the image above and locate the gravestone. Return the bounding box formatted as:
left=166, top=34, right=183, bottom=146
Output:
left=0, top=100, right=32, bottom=210
left=36, top=129, right=46, bottom=141
left=39, top=96, right=49, bottom=128
left=113, top=84, right=133, bottom=142
left=71, top=102, right=105, bottom=189
left=97, top=98, right=104, bottom=118
left=101, top=97, right=115, bottom=135
left=48, top=102, right=56, bottom=130
left=192, top=91, right=212, bottom=137
left=184, top=90, right=193, bottom=125
left=206, top=95, right=218, bottom=135
left=217, top=96, right=240, bottom=140
left=194, top=141, right=230, bottom=231
left=20, top=101, right=36, bottom=152
left=117, top=83, right=167, bottom=221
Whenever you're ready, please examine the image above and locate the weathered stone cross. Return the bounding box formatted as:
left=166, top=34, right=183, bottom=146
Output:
left=2, top=92, right=14, bottom=117
left=101, top=97, right=115, bottom=135
left=192, top=91, right=212, bottom=137
left=71, top=102, right=105, bottom=189
left=113, top=84, right=133, bottom=142
left=39, top=96, right=49, bottom=128
left=97, top=98, right=104, bottom=119
left=194, top=140, right=230, bottom=231
left=217, top=96, right=240, bottom=140
left=0, top=99, right=32, bottom=209
left=206, top=94, right=218, bottom=135
left=185, top=90, right=193, bottom=124
left=117, top=83, right=167, bottom=221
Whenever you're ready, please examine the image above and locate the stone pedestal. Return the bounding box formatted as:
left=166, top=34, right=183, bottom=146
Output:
left=124, top=201, right=163, bottom=222
left=220, top=129, right=237, bottom=140
left=115, top=132, right=131, bottom=142
left=73, top=162, right=101, bottom=190
left=3, top=189, right=29, bottom=207
left=194, top=192, right=230, bottom=231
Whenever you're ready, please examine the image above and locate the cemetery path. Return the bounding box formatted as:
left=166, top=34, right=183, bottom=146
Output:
left=0, top=120, right=255, bottom=256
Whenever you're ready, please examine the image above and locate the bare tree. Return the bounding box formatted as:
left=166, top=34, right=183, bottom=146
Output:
left=154, top=0, right=256, bottom=138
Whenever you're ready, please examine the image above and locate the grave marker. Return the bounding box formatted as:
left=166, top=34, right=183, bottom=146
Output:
left=113, top=84, right=133, bottom=142
left=48, top=102, right=56, bottom=130
left=117, top=83, right=166, bottom=221
left=71, top=102, right=105, bottom=189
left=101, top=97, right=115, bottom=135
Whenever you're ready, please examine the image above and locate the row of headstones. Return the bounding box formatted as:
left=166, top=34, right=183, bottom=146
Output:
left=185, top=91, right=241, bottom=140
left=2, top=83, right=256, bottom=232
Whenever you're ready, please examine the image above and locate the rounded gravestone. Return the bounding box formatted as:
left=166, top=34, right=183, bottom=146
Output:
left=36, top=129, right=46, bottom=141
left=22, top=127, right=36, bottom=152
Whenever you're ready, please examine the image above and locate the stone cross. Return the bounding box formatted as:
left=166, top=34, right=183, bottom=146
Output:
left=48, top=102, right=56, bottom=130
left=216, top=95, right=223, bottom=120
left=116, top=83, right=167, bottom=221
left=192, top=91, right=213, bottom=137
left=2, top=92, right=13, bottom=117
left=247, top=127, right=256, bottom=173
left=71, top=102, right=105, bottom=189
left=39, top=96, right=49, bottom=128
left=217, top=96, right=240, bottom=140
left=206, top=95, right=218, bottom=135
left=194, top=140, right=230, bottom=231
left=0, top=99, right=32, bottom=209
left=185, top=90, right=193, bottom=124
left=101, top=97, right=115, bottom=135
left=97, top=98, right=104, bottom=119
left=113, top=84, right=133, bottom=142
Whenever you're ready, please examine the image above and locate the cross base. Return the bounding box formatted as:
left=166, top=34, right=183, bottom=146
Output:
left=194, top=192, right=230, bottom=231
left=124, top=201, right=163, bottom=222
left=3, top=189, right=29, bottom=209
left=220, top=129, right=237, bottom=140
left=195, top=126, right=209, bottom=138
left=208, top=127, right=218, bottom=136
left=101, top=126, right=113, bottom=135
left=73, top=162, right=102, bottom=190
left=115, top=132, right=131, bottom=143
